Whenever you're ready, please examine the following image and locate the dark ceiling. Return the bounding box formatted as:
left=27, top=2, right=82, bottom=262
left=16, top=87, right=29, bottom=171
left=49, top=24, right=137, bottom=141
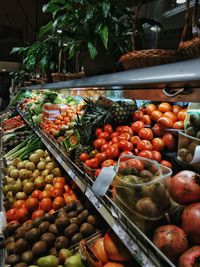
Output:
left=0, top=0, right=48, bottom=62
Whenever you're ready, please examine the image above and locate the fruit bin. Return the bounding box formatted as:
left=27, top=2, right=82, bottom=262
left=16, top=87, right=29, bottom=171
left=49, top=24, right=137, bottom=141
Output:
left=177, top=130, right=200, bottom=171
left=112, top=156, right=172, bottom=233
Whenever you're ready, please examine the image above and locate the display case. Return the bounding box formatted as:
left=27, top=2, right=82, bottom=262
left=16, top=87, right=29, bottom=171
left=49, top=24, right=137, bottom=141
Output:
left=1, top=58, right=200, bottom=267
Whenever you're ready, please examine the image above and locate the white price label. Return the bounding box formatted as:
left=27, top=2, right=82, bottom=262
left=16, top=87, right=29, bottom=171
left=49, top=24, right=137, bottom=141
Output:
left=85, top=187, right=102, bottom=211
left=46, top=144, right=51, bottom=151
left=57, top=157, right=63, bottom=165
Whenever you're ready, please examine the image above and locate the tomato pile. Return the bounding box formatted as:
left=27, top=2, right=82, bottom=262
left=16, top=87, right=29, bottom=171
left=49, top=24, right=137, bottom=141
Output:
left=3, top=115, right=26, bottom=132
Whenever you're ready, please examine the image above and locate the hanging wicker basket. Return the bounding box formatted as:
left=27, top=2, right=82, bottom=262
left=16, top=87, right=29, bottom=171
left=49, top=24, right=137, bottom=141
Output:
left=179, top=0, right=200, bottom=59
left=119, top=0, right=178, bottom=70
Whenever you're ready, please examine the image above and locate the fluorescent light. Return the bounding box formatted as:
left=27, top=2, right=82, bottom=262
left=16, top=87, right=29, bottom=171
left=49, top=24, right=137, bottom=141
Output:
left=57, top=29, right=62, bottom=33
left=2, top=69, right=6, bottom=72
left=63, top=43, right=68, bottom=46
left=176, top=0, right=186, bottom=3
left=150, top=25, right=162, bottom=32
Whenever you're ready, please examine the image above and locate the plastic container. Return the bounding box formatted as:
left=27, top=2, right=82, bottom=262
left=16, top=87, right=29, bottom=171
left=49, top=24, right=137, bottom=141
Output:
left=177, top=131, right=200, bottom=171
left=112, top=156, right=172, bottom=233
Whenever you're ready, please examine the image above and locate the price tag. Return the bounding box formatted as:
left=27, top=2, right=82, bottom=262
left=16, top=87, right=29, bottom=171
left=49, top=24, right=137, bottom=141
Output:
left=85, top=187, right=102, bottom=211
left=46, top=144, right=51, bottom=151
left=57, top=156, right=63, bottom=165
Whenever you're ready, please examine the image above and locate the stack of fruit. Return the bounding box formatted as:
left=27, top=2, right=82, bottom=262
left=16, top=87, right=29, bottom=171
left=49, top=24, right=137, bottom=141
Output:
left=3, top=115, right=26, bottom=132
left=4, top=201, right=101, bottom=267
left=152, top=170, right=200, bottom=266
left=3, top=149, right=77, bottom=223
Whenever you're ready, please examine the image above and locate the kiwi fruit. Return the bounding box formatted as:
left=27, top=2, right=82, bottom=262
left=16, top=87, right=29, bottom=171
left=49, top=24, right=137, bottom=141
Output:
left=14, top=227, right=26, bottom=240
left=186, top=127, right=197, bottom=137
left=70, top=233, right=83, bottom=245
left=64, top=201, right=76, bottom=212
left=87, top=215, right=98, bottom=226
left=39, top=221, right=50, bottom=234
left=67, top=211, right=78, bottom=218
left=178, top=148, right=189, bottom=161
left=55, top=217, right=70, bottom=230
left=41, top=232, right=56, bottom=247
left=139, top=170, right=153, bottom=180
left=4, top=236, right=15, bottom=246
left=14, top=263, right=28, bottom=267
left=49, top=224, right=59, bottom=235
left=32, top=241, right=47, bottom=257
left=80, top=223, right=95, bottom=238
left=43, top=213, right=55, bottom=223
left=55, top=236, right=69, bottom=251
left=76, top=203, right=85, bottom=214
left=64, top=224, right=79, bottom=237
left=15, top=238, right=28, bottom=254
left=5, top=254, right=21, bottom=265
left=49, top=247, right=58, bottom=256
left=21, top=250, right=34, bottom=264
left=25, top=228, right=40, bottom=242
left=6, top=241, right=15, bottom=255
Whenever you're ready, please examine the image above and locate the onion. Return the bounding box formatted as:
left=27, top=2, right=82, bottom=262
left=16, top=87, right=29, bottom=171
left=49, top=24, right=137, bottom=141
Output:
left=92, top=238, right=108, bottom=264
left=37, top=162, right=46, bottom=171
left=29, top=153, right=40, bottom=164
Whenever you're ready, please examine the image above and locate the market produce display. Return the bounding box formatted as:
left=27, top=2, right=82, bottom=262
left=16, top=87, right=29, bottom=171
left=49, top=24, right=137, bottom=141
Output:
left=3, top=115, right=26, bottom=132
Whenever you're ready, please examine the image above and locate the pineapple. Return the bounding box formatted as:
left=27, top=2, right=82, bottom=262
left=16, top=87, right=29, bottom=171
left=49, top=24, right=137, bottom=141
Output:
left=110, top=100, right=137, bottom=124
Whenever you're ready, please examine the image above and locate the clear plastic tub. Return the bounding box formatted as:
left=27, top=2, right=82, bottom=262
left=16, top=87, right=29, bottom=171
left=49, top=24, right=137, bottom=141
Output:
left=112, top=156, right=172, bottom=232
left=177, top=131, right=200, bottom=171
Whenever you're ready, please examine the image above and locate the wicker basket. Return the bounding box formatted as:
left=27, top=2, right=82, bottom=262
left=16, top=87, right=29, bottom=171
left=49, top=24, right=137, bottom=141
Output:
left=119, top=0, right=178, bottom=70
left=179, top=0, right=200, bottom=59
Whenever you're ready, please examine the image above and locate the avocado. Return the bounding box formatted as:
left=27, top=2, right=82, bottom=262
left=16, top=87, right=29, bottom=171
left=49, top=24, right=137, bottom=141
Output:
left=37, top=255, right=59, bottom=267
left=189, top=113, right=200, bottom=128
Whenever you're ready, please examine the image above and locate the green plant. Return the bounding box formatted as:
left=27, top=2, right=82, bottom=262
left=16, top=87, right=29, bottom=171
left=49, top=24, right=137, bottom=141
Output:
left=40, top=0, right=133, bottom=59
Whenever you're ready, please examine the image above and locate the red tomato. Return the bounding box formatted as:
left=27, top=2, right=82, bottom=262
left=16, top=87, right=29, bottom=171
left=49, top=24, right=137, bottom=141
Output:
left=162, top=133, right=175, bottom=150
left=64, top=185, right=70, bottom=193
left=134, top=148, right=139, bottom=155
left=54, top=182, right=64, bottom=191
left=138, top=150, right=153, bottom=159
left=101, top=159, right=116, bottom=167
left=152, top=123, right=165, bottom=137
left=111, top=132, right=119, bottom=138
left=116, top=126, right=123, bottom=133
left=126, top=159, right=144, bottom=171
left=130, top=136, right=141, bottom=146
left=40, top=198, right=52, bottom=212
left=158, top=102, right=172, bottom=113
left=93, top=138, right=107, bottom=150
left=119, top=133, right=131, bottom=141
left=151, top=110, right=163, bottom=122
left=40, top=190, right=52, bottom=199
left=53, top=189, right=64, bottom=197
left=95, top=152, right=107, bottom=163
left=118, top=140, right=133, bottom=151
left=105, top=146, right=119, bottom=159
left=101, top=143, right=110, bottom=152
left=177, top=108, right=187, bottom=121
left=120, top=126, right=133, bottom=136
left=172, top=105, right=182, bottom=115
left=112, top=143, right=119, bottom=149
left=85, top=158, right=99, bottom=169
left=53, top=177, right=65, bottom=185
left=15, top=208, right=29, bottom=223
left=137, top=140, right=153, bottom=151
left=131, top=121, right=144, bottom=133
left=31, top=190, right=42, bottom=200
left=160, top=160, right=172, bottom=168
left=163, top=111, right=177, bottom=123
left=95, top=169, right=101, bottom=177
left=151, top=151, right=162, bottom=162
left=141, top=114, right=151, bottom=125
left=25, top=198, right=39, bottom=212
left=31, top=209, right=45, bottom=220
left=138, top=128, right=154, bottom=140
left=119, top=151, right=134, bottom=161
left=172, top=121, right=184, bottom=129
left=145, top=104, right=157, bottom=115
left=79, top=153, right=89, bottom=162
left=6, top=208, right=17, bottom=222
left=95, top=128, right=103, bottom=137
left=52, top=196, right=65, bottom=210
left=111, top=136, right=120, bottom=144
left=98, top=132, right=111, bottom=141
left=152, top=138, right=165, bottom=151
left=157, top=116, right=173, bottom=129
left=104, top=124, right=113, bottom=134
left=133, top=110, right=144, bottom=121
left=13, top=200, right=26, bottom=209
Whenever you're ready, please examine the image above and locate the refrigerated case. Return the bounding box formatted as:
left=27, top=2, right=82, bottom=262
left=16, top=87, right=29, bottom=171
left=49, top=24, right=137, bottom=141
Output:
left=1, top=58, right=200, bottom=267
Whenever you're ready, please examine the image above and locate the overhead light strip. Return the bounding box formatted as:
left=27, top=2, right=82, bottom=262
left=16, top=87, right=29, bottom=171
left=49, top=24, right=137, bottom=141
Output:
left=163, top=0, right=199, bottom=18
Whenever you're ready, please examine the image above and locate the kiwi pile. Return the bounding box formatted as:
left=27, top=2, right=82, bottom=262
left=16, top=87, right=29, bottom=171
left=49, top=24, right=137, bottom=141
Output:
left=4, top=201, right=100, bottom=267
left=185, top=113, right=200, bottom=139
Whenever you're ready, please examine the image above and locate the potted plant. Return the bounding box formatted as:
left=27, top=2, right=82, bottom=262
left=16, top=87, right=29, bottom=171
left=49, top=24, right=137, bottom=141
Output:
left=40, top=0, right=133, bottom=76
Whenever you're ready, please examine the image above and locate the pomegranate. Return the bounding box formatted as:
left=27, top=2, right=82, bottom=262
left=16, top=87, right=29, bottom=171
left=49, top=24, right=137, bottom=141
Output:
left=182, top=203, right=200, bottom=244
left=152, top=225, right=188, bottom=262
left=178, top=246, right=200, bottom=267
left=168, top=171, right=200, bottom=205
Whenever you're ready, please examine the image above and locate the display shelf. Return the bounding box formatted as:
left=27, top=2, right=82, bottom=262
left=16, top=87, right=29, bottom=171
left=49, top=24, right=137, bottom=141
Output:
left=17, top=109, right=176, bottom=267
